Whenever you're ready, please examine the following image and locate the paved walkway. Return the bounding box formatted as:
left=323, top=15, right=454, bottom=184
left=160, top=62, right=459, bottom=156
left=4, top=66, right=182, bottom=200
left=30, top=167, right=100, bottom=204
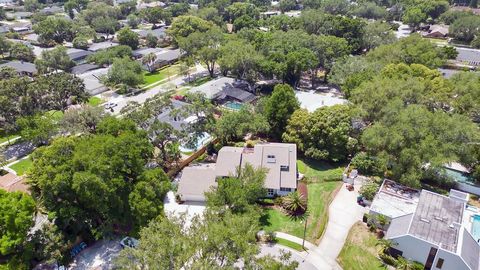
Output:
left=276, top=180, right=367, bottom=270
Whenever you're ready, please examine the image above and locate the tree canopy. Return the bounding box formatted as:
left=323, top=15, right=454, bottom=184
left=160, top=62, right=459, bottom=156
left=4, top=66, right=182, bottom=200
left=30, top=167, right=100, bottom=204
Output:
left=28, top=117, right=170, bottom=238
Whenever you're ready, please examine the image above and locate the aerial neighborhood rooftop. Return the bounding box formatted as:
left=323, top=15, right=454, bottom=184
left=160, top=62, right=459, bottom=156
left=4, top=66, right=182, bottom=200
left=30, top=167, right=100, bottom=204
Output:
left=1, top=0, right=480, bottom=269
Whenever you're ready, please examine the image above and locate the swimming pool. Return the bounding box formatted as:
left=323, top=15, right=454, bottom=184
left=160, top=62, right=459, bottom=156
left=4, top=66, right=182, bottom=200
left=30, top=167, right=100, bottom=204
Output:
left=224, top=101, right=243, bottom=111
left=179, top=132, right=212, bottom=153
left=444, top=167, right=475, bottom=185
left=472, top=215, right=480, bottom=242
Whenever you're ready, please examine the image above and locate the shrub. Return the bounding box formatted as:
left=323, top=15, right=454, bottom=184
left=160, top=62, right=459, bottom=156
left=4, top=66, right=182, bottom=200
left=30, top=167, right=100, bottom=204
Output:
left=73, top=37, right=88, bottom=50
left=273, top=196, right=283, bottom=206
left=246, top=140, right=255, bottom=148
left=379, top=253, right=397, bottom=266
left=359, top=180, right=380, bottom=201
left=351, top=152, right=386, bottom=176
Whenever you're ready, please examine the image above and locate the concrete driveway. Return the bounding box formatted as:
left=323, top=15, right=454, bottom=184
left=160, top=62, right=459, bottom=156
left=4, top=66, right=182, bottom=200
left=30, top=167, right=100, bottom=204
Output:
left=163, top=191, right=206, bottom=226
left=259, top=244, right=317, bottom=270
left=307, top=180, right=367, bottom=269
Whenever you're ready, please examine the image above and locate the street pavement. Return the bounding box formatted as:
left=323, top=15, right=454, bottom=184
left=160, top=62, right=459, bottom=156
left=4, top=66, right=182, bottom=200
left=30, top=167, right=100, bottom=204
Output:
left=103, top=65, right=209, bottom=115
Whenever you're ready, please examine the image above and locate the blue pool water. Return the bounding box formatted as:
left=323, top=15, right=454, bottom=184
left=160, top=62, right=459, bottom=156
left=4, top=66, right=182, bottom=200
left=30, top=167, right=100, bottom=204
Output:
left=224, top=101, right=243, bottom=110
left=179, top=132, right=211, bottom=153
left=444, top=167, right=475, bottom=185
left=472, top=215, right=480, bottom=242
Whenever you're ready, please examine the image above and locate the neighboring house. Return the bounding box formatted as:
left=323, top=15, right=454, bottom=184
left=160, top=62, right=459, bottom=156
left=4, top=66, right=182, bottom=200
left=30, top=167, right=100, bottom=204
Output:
left=423, top=25, right=449, bottom=39
left=23, top=33, right=39, bottom=45
left=155, top=99, right=190, bottom=131
left=39, top=5, right=64, bottom=15
left=6, top=11, right=32, bottom=20
left=189, top=77, right=256, bottom=103
left=66, top=48, right=93, bottom=64
left=71, top=63, right=100, bottom=75
left=0, top=25, right=9, bottom=34
left=134, top=27, right=167, bottom=39
left=384, top=188, right=480, bottom=270
left=177, top=143, right=298, bottom=202
left=133, top=48, right=181, bottom=70
left=455, top=47, right=480, bottom=67
left=87, top=41, right=119, bottom=52
left=138, top=1, right=165, bottom=9
left=77, top=67, right=109, bottom=95
left=295, top=90, right=348, bottom=113
left=0, top=61, right=37, bottom=76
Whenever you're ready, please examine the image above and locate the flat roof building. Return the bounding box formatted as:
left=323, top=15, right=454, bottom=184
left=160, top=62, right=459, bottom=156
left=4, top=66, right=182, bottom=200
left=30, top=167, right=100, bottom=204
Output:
left=384, top=187, right=480, bottom=270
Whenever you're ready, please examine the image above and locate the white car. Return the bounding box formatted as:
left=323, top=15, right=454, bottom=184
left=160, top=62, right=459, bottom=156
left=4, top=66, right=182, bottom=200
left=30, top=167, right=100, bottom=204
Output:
left=120, top=237, right=139, bottom=249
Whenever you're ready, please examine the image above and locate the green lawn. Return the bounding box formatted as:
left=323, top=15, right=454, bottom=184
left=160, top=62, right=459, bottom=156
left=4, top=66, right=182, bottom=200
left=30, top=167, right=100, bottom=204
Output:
left=186, top=76, right=213, bottom=87
left=9, top=157, right=33, bottom=176
left=142, top=65, right=180, bottom=86
left=0, top=132, right=20, bottom=145
left=88, top=96, right=103, bottom=107
left=337, top=222, right=386, bottom=270
left=275, top=237, right=306, bottom=252
left=260, top=159, right=344, bottom=243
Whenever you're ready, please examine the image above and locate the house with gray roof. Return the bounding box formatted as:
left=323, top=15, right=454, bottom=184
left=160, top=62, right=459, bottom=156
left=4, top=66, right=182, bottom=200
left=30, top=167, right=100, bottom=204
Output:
left=177, top=143, right=298, bottom=202
left=384, top=188, right=480, bottom=270
left=0, top=61, right=37, bottom=76
left=87, top=41, right=119, bottom=52
left=133, top=48, right=181, bottom=70
left=71, top=63, right=100, bottom=75
left=66, top=48, right=93, bottom=63
left=189, top=76, right=256, bottom=103
left=134, top=27, right=167, bottom=39
left=155, top=99, right=190, bottom=131
left=77, top=67, right=109, bottom=95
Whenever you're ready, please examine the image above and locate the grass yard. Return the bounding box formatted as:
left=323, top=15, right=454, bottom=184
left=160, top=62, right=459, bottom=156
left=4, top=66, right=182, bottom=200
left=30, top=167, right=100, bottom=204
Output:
left=0, top=132, right=20, bottom=145
left=9, top=157, right=33, bottom=176
left=88, top=96, right=103, bottom=107
left=275, top=237, right=306, bottom=252
left=260, top=159, right=344, bottom=243
left=142, top=65, right=180, bottom=87
left=186, top=76, right=213, bottom=87
left=337, top=222, right=386, bottom=270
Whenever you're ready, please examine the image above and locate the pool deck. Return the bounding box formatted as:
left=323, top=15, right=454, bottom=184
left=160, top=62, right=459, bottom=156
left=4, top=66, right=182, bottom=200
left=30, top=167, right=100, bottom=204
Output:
left=463, top=204, right=480, bottom=241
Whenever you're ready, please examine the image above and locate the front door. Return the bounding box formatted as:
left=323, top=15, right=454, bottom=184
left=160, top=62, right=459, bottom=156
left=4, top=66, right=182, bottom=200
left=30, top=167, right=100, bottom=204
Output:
left=424, top=247, right=438, bottom=270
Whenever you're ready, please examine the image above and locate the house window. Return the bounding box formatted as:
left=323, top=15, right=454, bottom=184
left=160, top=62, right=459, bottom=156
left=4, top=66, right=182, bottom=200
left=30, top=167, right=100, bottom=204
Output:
left=436, top=258, right=444, bottom=269
left=267, top=189, right=274, bottom=196
left=280, top=187, right=291, bottom=192
left=280, top=165, right=289, bottom=171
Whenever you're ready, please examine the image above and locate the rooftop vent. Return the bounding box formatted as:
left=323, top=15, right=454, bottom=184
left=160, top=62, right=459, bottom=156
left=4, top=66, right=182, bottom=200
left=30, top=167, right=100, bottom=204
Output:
left=267, top=155, right=276, bottom=163
left=420, top=218, right=430, bottom=223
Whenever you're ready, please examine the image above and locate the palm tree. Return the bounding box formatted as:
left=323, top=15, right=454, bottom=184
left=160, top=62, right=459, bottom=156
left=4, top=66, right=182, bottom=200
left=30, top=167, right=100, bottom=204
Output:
left=142, top=52, right=157, bottom=73
left=376, top=238, right=394, bottom=255
left=282, top=191, right=307, bottom=215
left=284, top=191, right=308, bottom=249
left=396, top=257, right=417, bottom=270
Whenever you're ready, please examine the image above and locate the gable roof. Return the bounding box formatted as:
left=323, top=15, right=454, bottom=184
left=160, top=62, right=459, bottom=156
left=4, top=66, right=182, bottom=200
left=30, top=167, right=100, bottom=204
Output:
left=215, top=147, right=243, bottom=177
left=0, top=61, right=37, bottom=74
left=71, top=63, right=100, bottom=75
left=177, top=164, right=217, bottom=201
left=385, top=213, right=413, bottom=239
